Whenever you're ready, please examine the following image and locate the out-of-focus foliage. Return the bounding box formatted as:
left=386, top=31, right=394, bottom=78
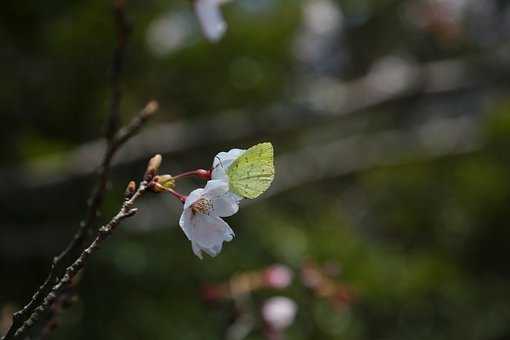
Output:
left=2, top=0, right=510, bottom=339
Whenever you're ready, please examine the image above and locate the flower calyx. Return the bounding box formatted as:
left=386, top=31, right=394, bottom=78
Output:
left=152, top=174, right=176, bottom=193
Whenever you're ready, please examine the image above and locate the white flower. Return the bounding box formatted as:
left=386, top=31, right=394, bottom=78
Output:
left=262, top=297, right=298, bottom=330
left=194, top=0, right=228, bottom=42
left=179, top=180, right=239, bottom=258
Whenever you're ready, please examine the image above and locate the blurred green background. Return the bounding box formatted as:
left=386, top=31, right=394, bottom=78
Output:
left=2, top=0, right=510, bottom=339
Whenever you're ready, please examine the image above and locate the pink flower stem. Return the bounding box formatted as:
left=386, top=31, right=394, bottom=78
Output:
left=166, top=188, right=187, bottom=203
left=172, top=169, right=211, bottom=181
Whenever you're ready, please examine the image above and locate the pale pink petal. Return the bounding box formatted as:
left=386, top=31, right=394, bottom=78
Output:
left=211, top=148, right=246, bottom=181
left=184, top=188, right=205, bottom=210
left=192, top=241, right=204, bottom=259
left=203, top=243, right=223, bottom=257
left=191, top=214, right=234, bottom=249
left=211, top=194, right=239, bottom=217
left=211, top=166, right=227, bottom=182
left=225, top=191, right=243, bottom=203
left=179, top=209, right=194, bottom=240
left=203, top=179, right=229, bottom=198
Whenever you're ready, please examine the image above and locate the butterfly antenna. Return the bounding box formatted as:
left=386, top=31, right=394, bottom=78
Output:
left=213, top=156, right=224, bottom=170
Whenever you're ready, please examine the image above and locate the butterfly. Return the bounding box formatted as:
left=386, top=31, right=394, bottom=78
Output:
left=226, top=142, right=275, bottom=199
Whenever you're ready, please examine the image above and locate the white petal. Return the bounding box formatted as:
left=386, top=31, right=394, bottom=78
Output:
left=192, top=241, right=204, bottom=259
left=191, top=214, right=234, bottom=249
left=203, top=180, right=229, bottom=199
left=179, top=208, right=193, bottom=240
left=194, top=0, right=227, bottom=42
left=211, top=148, right=246, bottom=180
left=192, top=242, right=223, bottom=258
left=213, top=149, right=245, bottom=169
left=211, top=194, right=239, bottom=217
left=203, top=243, right=223, bottom=257
left=226, top=191, right=243, bottom=203
left=211, top=166, right=228, bottom=182
left=184, top=188, right=204, bottom=210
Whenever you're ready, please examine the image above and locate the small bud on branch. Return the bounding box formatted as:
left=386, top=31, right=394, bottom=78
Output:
left=144, top=154, right=162, bottom=181
left=125, top=181, right=137, bottom=199
left=143, top=100, right=159, bottom=118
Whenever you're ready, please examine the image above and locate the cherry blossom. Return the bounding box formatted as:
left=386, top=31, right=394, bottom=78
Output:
left=179, top=179, right=238, bottom=258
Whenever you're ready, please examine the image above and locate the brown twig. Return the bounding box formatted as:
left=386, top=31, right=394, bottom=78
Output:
left=0, top=101, right=157, bottom=340
left=106, top=0, right=130, bottom=140
left=2, top=3, right=151, bottom=334
left=64, top=100, right=158, bottom=255
left=11, top=180, right=149, bottom=339
left=0, top=2, right=146, bottom=339
left=38, top=274, right=80, bottom=340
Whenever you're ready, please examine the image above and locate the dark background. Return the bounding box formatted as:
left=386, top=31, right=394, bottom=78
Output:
left=2, top=0, right=510, bottom=339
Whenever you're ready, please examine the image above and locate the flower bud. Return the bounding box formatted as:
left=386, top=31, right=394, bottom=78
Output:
left=143, top=100, right=159, bottom=118
left=144, top=154, right=162, bottom=181
left=125, top=181, right=137, bottom=199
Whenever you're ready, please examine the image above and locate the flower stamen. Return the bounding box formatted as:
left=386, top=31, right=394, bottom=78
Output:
left=191, top=198, right=213, bottom=215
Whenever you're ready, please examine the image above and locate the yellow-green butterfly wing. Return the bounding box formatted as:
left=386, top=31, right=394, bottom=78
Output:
left=227, top=142, right=275, bottom=199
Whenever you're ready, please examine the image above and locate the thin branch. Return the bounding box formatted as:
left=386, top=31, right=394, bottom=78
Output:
left=2, top=4, right=136, bottom=337
left=66, top=100, right=158, bottom=254
left=77, top=0, right=130, bottom=251
left=38, top=274, right=80, bottom=340
left=106, top=0, right=130, bottom=140
left=10, top=180, right=149, bottom=340
left=0, top=101, right=157, bottom=340
left=1, top=2, right=144, bottom=339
